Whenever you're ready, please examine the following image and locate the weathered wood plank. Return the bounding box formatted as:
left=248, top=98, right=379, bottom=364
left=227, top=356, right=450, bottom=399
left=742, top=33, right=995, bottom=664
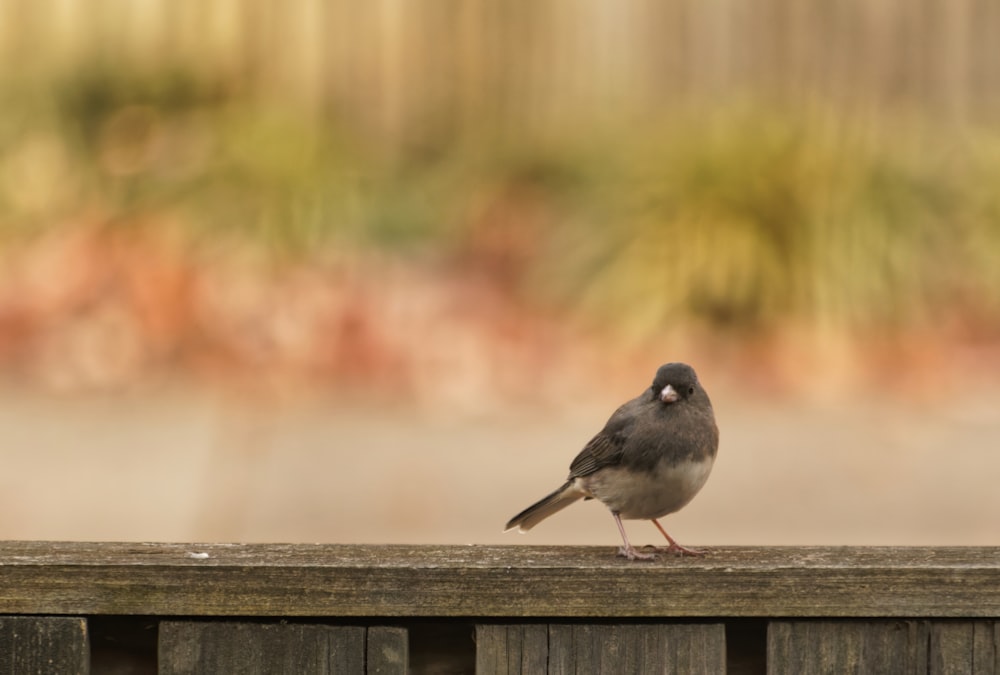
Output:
left=158, top=622, right=365, bottom=674
left=930, top=621, right=999, bottom=675
left=978, top=623, right=1000, bottom=674
left=767, top=621, right=928, bottom=674
left=476, top=623, right=725, bottom=674
left=547, top=623, right=726, bottom=674
left=769, top=620, right=1000, bottom=674
left=0, top=542, right=998, bottom=617
left=0, top=616, right=89, bottom=675
left=367, top=626, right=408, bottom=675
left=475, top=624, right=548, bottom=674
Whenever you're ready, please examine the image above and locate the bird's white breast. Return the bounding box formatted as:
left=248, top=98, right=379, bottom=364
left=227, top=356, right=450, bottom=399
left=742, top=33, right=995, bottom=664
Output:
left=576, top=456, right=715, bottom=520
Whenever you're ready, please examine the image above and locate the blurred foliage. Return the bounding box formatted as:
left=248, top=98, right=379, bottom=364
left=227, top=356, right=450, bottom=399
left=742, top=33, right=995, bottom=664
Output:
left=561, top=110, right=1000, bottom=339
left=2, top=62, right=1000, bottom=349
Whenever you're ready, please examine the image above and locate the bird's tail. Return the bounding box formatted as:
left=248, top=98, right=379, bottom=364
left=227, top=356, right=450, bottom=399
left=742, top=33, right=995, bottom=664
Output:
left=504, top=481, right=584, bottom=533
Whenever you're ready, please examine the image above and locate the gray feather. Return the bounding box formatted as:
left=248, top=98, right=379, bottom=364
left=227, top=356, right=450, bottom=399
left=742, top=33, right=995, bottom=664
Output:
left=503, top=481, right=584, bottom=532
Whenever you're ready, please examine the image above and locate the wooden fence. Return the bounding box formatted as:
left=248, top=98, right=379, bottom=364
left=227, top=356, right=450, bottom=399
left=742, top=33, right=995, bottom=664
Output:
left=1, top=542, right=998, bottom=673
left=5, top=0, right=1000, bottom=137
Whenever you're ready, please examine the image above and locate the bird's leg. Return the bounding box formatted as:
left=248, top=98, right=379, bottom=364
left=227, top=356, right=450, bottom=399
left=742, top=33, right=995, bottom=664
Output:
left=613, top=513, right=656, bottom=561
left=650, top=519, right=704, bottom=556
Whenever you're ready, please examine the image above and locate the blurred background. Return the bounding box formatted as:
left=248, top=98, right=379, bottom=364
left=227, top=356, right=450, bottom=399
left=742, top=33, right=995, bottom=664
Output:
left=0, top=0, right=998, bottom=547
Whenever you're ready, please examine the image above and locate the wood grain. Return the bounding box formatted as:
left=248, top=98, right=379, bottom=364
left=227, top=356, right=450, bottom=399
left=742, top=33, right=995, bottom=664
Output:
left=475, top=624, right=549, bottom=674
left=547, top=623, right=726, bottom=675
left=767, top=621, right=927, bottom=674
left=367, top=626, right=408, bottom=675
left=475, top=623, right=724, bottom=674
left=768, top=620, right=1000, bottom=674
left=1, top=542, right=998, bottom=618
left=0, top=616, right=89, bottom=675
left=158, top=622, right=366, bottom=674
left=929, top=622, right=1000, bottom=675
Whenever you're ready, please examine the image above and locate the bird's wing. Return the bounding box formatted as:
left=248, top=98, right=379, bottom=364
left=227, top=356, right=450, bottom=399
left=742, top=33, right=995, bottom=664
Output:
left=567, top=402, right=636, bottom=478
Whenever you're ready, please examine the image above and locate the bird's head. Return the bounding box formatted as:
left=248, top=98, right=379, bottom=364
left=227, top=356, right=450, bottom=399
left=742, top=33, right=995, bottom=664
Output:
left=650, top=362, right=700, bottom=405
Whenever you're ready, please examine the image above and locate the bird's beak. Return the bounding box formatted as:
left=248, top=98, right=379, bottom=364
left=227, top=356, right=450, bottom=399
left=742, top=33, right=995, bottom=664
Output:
left=660, top=384, right=679, bottom=403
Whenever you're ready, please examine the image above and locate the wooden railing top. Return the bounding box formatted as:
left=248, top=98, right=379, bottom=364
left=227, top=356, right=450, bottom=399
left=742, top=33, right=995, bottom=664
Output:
left=1, top=542, right=998, bottom=618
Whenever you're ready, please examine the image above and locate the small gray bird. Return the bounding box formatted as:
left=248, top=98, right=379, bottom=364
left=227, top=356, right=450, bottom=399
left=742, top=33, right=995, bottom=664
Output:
left=505, top=362, right=718, bottom=560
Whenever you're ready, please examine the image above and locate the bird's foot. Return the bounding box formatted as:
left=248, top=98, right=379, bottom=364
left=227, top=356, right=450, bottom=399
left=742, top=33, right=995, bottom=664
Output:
left=617, top=545, right=657, bottom=561
left=647, top=542, right=705, bottom=557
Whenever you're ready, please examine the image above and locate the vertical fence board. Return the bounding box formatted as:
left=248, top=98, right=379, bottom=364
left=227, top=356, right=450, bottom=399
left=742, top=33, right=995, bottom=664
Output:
left=0, top=616, right=89, bottom=675
left=768, top=621, right=928, bottom=675
left=930, top=621, right=999, bottom=675
left=981, top=623, right=1000, bottom=674
left=931, top=622, right=974, bottom=675
left=475, top=624, right=548, bottom=674
left=770, top=621, right=1000, bottom=675
left=158, top=622, right=365, bottom=675
left=477, top=623, right=727, bottom=674
left=546, top=623, right=725, bottom=675
left=367, top=626, right=408, bottom=675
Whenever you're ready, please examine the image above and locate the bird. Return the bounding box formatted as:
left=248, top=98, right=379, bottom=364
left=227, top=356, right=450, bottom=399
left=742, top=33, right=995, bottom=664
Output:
left=504, top=362, right=718, bottom=560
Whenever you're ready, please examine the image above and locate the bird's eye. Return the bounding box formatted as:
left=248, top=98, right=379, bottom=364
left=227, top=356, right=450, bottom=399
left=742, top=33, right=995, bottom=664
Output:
left=688, top=386, right=695, bottom=395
